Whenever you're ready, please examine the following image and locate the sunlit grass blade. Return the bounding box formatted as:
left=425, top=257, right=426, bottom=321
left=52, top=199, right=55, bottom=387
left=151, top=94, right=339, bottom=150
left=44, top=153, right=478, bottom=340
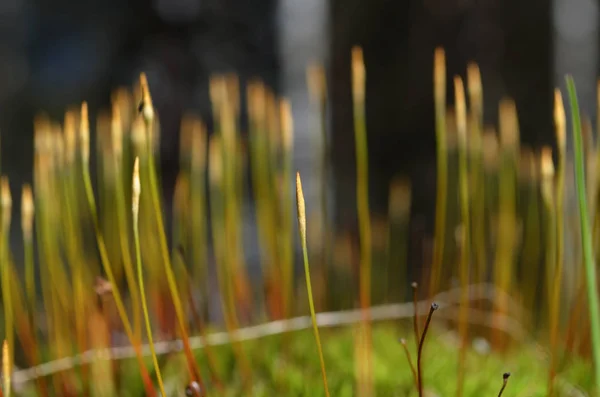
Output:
left=565, top=76, right=600, bottom=392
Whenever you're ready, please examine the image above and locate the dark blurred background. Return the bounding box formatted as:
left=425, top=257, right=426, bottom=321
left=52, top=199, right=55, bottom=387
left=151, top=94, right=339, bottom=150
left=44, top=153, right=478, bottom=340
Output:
left=1, top=0, right=598, bottom=260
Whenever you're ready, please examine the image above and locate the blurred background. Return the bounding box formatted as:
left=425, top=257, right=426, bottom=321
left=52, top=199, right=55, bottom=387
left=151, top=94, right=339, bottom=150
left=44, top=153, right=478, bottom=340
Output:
left=0, top=0, right=597, bottom=266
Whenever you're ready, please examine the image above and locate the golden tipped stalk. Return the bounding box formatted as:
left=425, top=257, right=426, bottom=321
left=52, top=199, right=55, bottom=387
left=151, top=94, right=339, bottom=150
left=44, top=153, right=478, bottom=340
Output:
left=296, top=172, right=330, bottom=397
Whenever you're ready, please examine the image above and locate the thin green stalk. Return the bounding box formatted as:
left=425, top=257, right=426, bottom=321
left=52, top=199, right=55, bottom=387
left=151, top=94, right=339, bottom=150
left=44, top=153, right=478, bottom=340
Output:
left=387, top=180, right=411, bottom=303
left=187, top=119, right=209, bottom=320
left=454, top=76, right=470, bottom=397
left=112, top=158, right=141, bottom=340
left=430, top=48, right=448, bottom=296
left=540, top=147, right=556, bottom=360
left=520, top=152, right=542, bottom=322
left=110, top=102, right=141, bottom=340
left=307, top=63, right=332, bottom=307
left=566, top=76, right=600, bottom=391
left=399, top=338, right=418, bottom=389
left=218, top=86, right=252, bottom=322
left=132, top=158, right=166, bottom=397
left=208, top=136, right=253, bottom=385
left=248, top=83, right=279, bottom=317
left=352, top=47, right=372, bottom=311
left=492, top=99, right=519, bottom=350
left=60, top=165, right=89, bottom=392
left=296, top=172, right=330, bottom=397
left=352, top=46, right=373, bottom=393
left=467, top=63, right=486, bottom=286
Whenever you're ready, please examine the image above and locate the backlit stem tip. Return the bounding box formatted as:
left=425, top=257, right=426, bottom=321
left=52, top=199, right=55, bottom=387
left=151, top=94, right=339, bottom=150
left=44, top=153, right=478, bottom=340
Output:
left=296, top=172, right=306, bottom=241
left=20, top=185, right=34, bottom=241
left=139, top=73, right=155, bottom=123
left=280, top=99, right=294, bottom=151
left=554, top=89, right=566, bottom=153
left=2, top=340, right=10, bottom=397
left=80, top=101, right=90, bottom=164
left=351, top=46, right=365, bottom=104
left=1, top=177, right=12, bottom=234
left=132, top=157, right=141, bottom=219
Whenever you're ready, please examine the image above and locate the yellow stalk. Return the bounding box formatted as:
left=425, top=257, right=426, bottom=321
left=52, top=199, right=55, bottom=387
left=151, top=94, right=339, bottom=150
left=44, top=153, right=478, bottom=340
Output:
left=492, top=99, right=519, bottom=350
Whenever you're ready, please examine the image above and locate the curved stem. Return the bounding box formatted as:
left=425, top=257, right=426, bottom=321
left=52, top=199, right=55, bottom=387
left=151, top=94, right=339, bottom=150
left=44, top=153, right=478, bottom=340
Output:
left=134, top=205, right=166, bottom=397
